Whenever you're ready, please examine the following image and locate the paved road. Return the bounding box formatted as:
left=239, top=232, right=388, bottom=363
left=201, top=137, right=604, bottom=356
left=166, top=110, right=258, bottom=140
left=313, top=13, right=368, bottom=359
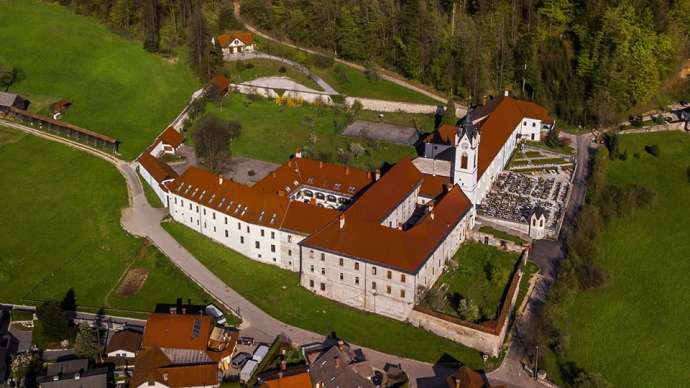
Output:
left=232, top=1, right=451, bottom=106
left=224, top=51, right=338, bottom=95
left=487, top=134, right=593, bottom=387
left=2, top=119, right=454, bottom=387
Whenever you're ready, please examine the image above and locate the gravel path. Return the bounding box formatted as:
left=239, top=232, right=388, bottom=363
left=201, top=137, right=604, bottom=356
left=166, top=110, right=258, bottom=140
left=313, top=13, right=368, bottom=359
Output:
left=224, top=52, right=338, bottom=95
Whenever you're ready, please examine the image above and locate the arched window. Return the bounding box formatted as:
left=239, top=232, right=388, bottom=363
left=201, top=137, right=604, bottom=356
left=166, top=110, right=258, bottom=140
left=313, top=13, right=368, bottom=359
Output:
left=461, top=152, right=468, bottom=169
left=540, top=219, right=544, bottom=227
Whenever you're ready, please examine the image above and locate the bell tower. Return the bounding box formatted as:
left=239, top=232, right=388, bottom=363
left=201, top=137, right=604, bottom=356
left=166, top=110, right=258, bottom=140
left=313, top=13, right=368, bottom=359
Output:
left=453, top=111, right=480, bottom=203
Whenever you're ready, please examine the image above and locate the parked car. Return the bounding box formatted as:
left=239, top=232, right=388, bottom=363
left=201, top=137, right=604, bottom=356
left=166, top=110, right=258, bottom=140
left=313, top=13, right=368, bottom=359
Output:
left=231, top=352, right=251, bottom=369
left=205, top=304, right=226, bottom=325
left=238, top=336, right=254, bottom=346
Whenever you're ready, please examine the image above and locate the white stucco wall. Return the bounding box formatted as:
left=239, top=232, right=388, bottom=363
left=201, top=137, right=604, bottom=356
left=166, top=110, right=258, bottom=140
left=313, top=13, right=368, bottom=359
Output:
left=137, top=164, right=169, bottom=207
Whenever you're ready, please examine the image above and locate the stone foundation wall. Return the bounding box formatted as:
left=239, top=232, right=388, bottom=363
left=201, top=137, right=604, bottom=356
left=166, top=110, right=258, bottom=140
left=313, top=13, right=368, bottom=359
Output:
left=345, top=97, right=467, bottom=117
left=471, top=231, right=525, bottom=253
left=409, top=251, right=526, bottom=357
left=231, top=83, right=334, bottom=105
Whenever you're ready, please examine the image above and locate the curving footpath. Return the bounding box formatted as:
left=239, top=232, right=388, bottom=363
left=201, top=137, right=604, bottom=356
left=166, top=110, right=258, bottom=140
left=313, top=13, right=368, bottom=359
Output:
left=1, top=118, right=463, bottom=388
left=232, top=1, right=451, bottom=106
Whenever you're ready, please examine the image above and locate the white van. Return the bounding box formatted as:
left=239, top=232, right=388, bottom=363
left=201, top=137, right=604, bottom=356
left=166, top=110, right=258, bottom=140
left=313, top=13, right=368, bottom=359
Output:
left=205, top=304, right=227, bottom=325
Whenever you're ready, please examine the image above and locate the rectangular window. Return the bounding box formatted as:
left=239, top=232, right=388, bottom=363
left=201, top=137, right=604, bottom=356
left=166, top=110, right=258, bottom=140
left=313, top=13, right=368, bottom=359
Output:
left=320, top=283, right=326, bottom=291
left=225, top=230, right=228, bottom=238
left=271, top=245, right=275, bottom=253
left=255, top=241, right=260, bottom=249
left=203, top=209, right=206, bottom=215
left=181, top=199, right=184, bottom=206
left=189, top=203, right=192, bottom=210
left=288, top=249, right=292, bottom=257
left=354, top=262, right=359, bottom=270
left=339, top=273, right=343, bottom=281
left=372, top=281, right=377, bottom=290
left=261, top=229, right=265, bottom=237
left=339, top=258, right=343, bottom=266
left=174, top=198, right=177, bottom=205
left=387, top=270, right=392, bottom=279
left=238, top=222, right=241, bottom=230
left=372, top=267, right=377, bottom=275
left=310, top=265, right=314, bottom=273
left=321, top=253, right=325, bottom=261
left=401, top=274, right=406, bottom=283
left=288, top=235, right=292, bottom=243
left=224, top=217, right=227, bottom=224
left=240, top=236, right=244, bottom=244
left=355, top=277, right=359, bottom=286
left=309, top=280, right=314, bottom=288
left=271, top=231, right=275, bottom=239
left=386, top=286, right=391, bottom=294
left=400, top=289, right=406, bottom=298
left=246, top=226, right=250, bottom=233
left=321, top=268, right=325, bottom=275
left=196, top=205, right=199, bottom=212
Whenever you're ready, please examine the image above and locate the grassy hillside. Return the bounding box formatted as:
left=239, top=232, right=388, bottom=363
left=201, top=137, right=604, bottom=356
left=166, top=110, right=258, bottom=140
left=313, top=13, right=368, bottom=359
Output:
left=0, top=0, right=199, bottom=159
left=0, top=126, right=212, bottom=316
left=563, top=132, right=690, bottom=386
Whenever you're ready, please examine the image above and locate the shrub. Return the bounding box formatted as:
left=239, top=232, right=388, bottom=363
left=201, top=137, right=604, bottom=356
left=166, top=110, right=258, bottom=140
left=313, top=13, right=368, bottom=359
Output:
left=545, top=127, right=561, bottom=148
left=644, top=144, right=660, bottom=156
left=334, top=64, right=350, bottom=85
left=633, top=152, right=640, bottom=159
left=602, top=132, right=619, bottom=159
left=619, top=150, right=628, bottom=160
left=365, top=62, right=380, bottom=83
left=457, top=298, right=480, bottom=322
left=629, top=115, right=643, bottom=127
left=652, top=114, right=665, bottom=125
left=278, top=66, right=287, bottom=73
left=312, top=54, right=334, bottom=69
left=36, top=301, right=71, bottom=342
left=245, top=62, right=254, bottom=69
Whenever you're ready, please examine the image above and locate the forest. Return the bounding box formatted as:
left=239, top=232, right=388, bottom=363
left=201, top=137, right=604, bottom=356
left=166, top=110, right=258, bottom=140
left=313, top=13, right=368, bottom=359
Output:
left=47, top=0, right=690, bottom=127
left=240, top=0, right=690, bottom=126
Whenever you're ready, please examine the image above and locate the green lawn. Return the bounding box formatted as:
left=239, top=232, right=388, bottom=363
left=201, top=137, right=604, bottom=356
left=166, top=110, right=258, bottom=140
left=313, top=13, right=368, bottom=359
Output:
left=227, top=58, right=322, bottom=91
left=0, top=0, right=199, bottom=160
left=0, top=126, right=216, bottom=317
left=562, top=132, right=690, bottom=387
left=354, top=110, right=436, bottom=133
left=478, top=226, right=526, bottom=245
left=163, top=221, right=485, bottom=367
left=313, top=64, right=439, bottom=105
left=203, top=94, right=415, bottom=169
left=423, top=243, right=521, bottom=322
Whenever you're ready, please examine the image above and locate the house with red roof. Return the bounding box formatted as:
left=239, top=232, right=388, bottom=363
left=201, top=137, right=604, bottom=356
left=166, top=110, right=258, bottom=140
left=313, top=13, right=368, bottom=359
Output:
left=213, top=32, right=255, bottom=55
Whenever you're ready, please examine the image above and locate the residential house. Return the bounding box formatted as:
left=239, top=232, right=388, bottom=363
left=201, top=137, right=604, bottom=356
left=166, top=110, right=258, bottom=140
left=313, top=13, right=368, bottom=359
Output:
left=213, top=32, right=255, bottom=55
left=130, top=313, right=238, bottom=388
left=446, top=367, right=506, bottom=388
left=303, top=340, right=374, bottom=388
left=37, top=359, right=110, bottom=388
left=105, top=329, right=142, bottom=359
left=0, top=92, right=29, bottom=112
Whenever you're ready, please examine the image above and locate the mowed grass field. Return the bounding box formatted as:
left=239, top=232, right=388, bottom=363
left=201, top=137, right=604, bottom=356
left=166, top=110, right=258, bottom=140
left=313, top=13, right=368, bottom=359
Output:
left=204, top=94, right=416, bottom=169
left=0, top=0, right=199, bottom=160
left=163, top=222, right=485, bottom=367
left=563, top=133, right=690, bottom=386
left=0, top=127, right=213, bottom=315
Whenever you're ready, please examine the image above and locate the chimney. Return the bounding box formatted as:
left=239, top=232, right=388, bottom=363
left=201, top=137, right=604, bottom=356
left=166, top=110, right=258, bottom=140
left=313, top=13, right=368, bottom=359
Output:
left=334, top=357, right=340, bottom=368
left=375, top=169, right=381, bottom=181
left=319, top=161, right=323, bottom=168
left=337, top=340, right=344, bottom=352
left=444, top=183, right=453, bottom=193
left=288, top=160, right=292, bottom=168
left=430, top=212, right=435, bottom=220
left=504, top=90, right=509, bottom=96
left=345, top=166, right=349, bottom=175
left=339, top=215, right=345, bottom=229
left=169, top=307, right=176, bottom=315
left=295, top=148, right=302, bottom=158
left=280, top=359, right=287, bottom=371
left=428, top=203, right=434, bottom=213
left=181, top=307, right=187, bottom=315
left=219, top=177, right=223, bottom=185
left=272, top=172, right=277, bottom=178
left=454, top=377, right=460, bottom=388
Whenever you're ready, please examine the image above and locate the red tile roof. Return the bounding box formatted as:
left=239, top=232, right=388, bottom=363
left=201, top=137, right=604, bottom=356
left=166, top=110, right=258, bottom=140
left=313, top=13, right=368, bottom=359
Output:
left=301, top=159, right=472, bottom=273
left=138, top=152, right=178, bottom=183
left=106, top=329, right=142, bottom=354
left=142, top=313, right=214, bottom=350
left=419, top=174, right=451, bottom=199
left=261, top=371, right=313, bottom=388
left=254, top=158, right=373, bottom=197
left=169, top=166, right=340, bottom=235
left=131, top=347, right=220, bottom=388
left=158, top=127, right=184, bottom=148
left=217, top=31, right=254, bottom=47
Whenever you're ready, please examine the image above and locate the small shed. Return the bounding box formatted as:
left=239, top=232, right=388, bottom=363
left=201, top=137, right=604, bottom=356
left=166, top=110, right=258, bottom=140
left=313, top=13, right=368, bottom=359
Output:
left=0, top=92, right=29, bottom=112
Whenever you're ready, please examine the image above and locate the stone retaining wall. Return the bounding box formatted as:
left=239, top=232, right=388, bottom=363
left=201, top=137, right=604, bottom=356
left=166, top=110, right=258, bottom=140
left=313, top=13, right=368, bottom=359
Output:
left=231, top=83, right=334, bottom=105
left=345, top=97, right=467, bottom=117
left=409, top=250, right=527, bottom=356
left=471, top=231, right=525, bottom=253
left=619, top=121, right=687, bottom=134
